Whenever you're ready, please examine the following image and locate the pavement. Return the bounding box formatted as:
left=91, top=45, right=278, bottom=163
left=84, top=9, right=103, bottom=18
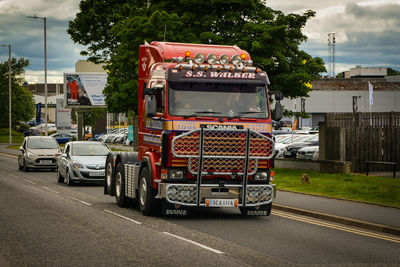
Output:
left=1, top=143, right=399, bottom=236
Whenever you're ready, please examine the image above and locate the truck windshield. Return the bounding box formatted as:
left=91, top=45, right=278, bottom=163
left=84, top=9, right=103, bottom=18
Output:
left=168, top=82, right=269, bottom=119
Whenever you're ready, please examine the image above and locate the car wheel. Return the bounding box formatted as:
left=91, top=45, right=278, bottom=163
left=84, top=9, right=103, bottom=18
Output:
left=22, top=159, right=29, bottom=172
left=65, top=169, right=74, bottom=186
left=18, top=160, right=23, bottom=171
left=57, top=168, right=64, bottom=183
left=138, top=167, right=161, bottom=216
left=115, top=163, right=129, bottom=207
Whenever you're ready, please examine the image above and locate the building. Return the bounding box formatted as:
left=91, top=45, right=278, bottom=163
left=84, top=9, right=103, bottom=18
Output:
left=279, top=67, right=400, bottom=127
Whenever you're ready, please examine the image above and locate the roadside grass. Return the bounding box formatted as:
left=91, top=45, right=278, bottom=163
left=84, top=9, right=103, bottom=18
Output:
left=0, top=128, right=24, bottom=144
left=274, top=168, right=400, bottom=207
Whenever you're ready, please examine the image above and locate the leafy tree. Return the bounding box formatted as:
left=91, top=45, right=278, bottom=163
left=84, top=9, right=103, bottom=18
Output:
left=68, top=0, right=326, bottom=114
left=0, top=58, right=34, bottom=128
left=387, top=68, right=400, bottom=76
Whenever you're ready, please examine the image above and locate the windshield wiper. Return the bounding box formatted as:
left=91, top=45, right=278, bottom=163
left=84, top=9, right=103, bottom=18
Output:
left=227, top=111, right=263, bottom=120
left=183, top=111, right=222, bottom=119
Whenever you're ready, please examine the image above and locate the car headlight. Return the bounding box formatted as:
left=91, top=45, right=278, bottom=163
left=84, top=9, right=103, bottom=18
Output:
left=254, top=172, right=268, bottom=181
left=26, top=152, right=34, bottom=158
left=72, top=160, right=84, bottom=170
left=168, top=169, right=184, bottom=180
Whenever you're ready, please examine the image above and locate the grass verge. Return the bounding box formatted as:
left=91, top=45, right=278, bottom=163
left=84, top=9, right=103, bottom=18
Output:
left=274, top=168, right=400, bottom=207
left=0, top=128, right=24, bottom=144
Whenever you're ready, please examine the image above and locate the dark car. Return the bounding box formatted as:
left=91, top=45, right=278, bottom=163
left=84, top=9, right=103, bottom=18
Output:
left=50, top=133, right=73, bottom=144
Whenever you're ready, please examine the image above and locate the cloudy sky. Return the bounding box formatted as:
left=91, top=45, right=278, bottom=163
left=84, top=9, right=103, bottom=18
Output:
left=0, top=0, right=399, bottom=84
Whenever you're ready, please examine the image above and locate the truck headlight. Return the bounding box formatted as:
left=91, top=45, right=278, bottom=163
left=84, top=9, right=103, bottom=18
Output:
left=72, top=160, right=84, bottom=170
left=254, top=172, right=268, bottom=181
left=168, top=169, right=184, bottom=180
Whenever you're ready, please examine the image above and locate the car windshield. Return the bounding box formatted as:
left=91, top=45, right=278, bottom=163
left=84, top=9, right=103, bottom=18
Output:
left=168, top=82, right=269, bottom=119
left=28, top=139, right=59, bottom=149
left=71, top=143, right=110, bottom=156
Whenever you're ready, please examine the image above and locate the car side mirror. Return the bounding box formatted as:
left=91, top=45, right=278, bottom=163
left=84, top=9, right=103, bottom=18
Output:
left=61, top=153, right=67, bottom=158
left=19, top=146, right=24, bottom=151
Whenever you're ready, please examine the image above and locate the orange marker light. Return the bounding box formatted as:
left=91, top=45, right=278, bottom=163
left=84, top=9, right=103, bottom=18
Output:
left=206, top=200, right=210, bottom=206
left=270, top=171, right=275, bottom=181
left=241, top=54, right=247, bottom=60
left=229, top=67, right=233, bottom=72
left=179, top=65, right=183, bottom=70
left=234, top=200, right=238, bottom=207
left=185, top=51, right=191, bottom=58
left=217, top=66, right=221, bottom=71
left=204, top=66, right=208, bottom=71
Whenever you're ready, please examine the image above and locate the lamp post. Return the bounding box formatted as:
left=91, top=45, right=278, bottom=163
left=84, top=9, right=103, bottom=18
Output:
left=1, top=45, right=11, bottom=145
left=28, top=16, right=47, bottom=135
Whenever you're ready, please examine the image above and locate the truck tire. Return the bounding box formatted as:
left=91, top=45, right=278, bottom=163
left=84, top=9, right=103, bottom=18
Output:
left=115, top=163, right=129, bottom=207
left=138, top=167, right=161, bottom=216
left=239, top=203, right=272, bottom=216
left=104, top=157, right=114, bottom=195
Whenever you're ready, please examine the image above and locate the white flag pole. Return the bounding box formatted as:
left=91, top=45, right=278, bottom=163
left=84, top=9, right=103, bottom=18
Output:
left=368, top=81, right=373, bottom=125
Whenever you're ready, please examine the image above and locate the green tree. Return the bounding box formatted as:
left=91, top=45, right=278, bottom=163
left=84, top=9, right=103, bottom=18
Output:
left=68, top=0, right=326, bottom=114
left=387, top=68, right=400, bottom=76
left=0, top=58, right=34, bottom=128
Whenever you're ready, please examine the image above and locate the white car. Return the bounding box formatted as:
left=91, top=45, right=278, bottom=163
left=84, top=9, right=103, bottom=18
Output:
left=296, top=146, right=319, bottom=160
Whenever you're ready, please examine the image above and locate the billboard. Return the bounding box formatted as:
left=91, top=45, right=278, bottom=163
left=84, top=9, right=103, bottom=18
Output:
left=56, top=98, right=71, bottom=133
left=64, top=73, right=107, bottom=108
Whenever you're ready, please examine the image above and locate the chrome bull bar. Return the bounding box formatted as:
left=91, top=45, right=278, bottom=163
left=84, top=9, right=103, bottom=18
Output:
left=171, top=128, right=275, bottom=207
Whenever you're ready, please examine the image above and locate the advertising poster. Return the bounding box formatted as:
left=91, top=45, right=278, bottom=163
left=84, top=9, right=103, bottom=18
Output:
left=64, top=73, right=107, bottom=108
left=56, top=98, right=71, bottom=133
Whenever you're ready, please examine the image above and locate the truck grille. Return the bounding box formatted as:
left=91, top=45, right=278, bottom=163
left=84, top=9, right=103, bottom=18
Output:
left=172, top=129, right=274, bottom=175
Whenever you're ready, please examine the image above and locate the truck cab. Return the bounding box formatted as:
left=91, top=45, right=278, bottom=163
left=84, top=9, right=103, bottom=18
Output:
left=105, top=42, right=282, bottom=216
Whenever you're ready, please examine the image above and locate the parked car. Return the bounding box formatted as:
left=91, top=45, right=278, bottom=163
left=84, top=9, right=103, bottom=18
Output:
left=27, top=118, right=45, bottom=126
left=18, top=136, right=60, bottom=171
left=50, top=133, right=73, bottom=144
left=57, top=141, right=111, bottom=185
left=296, top=146, right=319, bottom=160
left=283, top=141, right=318, bottom=159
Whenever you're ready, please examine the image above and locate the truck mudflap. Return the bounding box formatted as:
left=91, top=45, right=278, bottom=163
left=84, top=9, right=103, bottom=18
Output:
left=169, top=128, right=275, bottom=208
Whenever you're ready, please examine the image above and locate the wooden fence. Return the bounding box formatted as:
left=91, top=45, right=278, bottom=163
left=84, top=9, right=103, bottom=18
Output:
left=321, top=112, right=400, bottom=173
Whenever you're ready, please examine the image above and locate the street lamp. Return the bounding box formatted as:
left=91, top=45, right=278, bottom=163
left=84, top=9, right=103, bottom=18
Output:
left=1, top=44, right=12, bottom=146
left=28, top=16, right=48, bottom=136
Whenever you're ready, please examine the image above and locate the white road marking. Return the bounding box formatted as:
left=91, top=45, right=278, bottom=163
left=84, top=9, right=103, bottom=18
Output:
left=163, top=232, right=224, bottom=254
left=104, top=210, right=142, bottom=225
left=23, top=179, right=36, bottom=185
left=66, top=196, right=92, bottom=206
left=9, top=174, right=18, bottom=178
left=42, top=186, right=59, bottom=194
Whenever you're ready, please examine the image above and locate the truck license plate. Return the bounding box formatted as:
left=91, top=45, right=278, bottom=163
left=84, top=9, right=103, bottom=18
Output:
left=89, top=172, right=104, bottom=177
left=206, top=199, right=236, bottom=207
left=40, top=160, right=52, bottom=164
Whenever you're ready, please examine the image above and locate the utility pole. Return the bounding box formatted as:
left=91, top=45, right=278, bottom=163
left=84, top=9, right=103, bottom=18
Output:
left=28, top=16, right=48, bottom=135
left=1, top=45, right=12, bottom=145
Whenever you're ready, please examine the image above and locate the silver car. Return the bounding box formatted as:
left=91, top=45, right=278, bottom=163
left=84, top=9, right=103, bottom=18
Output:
left=57, top=141, right=110, bottom=185
left=18, top=136, right=60, bottom=171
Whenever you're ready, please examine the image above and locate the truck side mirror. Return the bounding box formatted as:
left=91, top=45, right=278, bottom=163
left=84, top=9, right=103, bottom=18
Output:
left=274, top=101, right=283, bottom=121
left=145, top=95, right=157, bottom=117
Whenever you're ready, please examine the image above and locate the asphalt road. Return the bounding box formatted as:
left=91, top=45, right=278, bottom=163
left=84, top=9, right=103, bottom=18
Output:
left=0, top=153, right=399, bottom=266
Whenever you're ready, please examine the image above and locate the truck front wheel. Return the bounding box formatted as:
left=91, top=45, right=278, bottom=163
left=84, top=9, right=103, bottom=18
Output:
left=115, top=163, right=129, bottom=207
left=138, top=167, right=161, bottom=216
left=105, top=158, right=114, bottom=195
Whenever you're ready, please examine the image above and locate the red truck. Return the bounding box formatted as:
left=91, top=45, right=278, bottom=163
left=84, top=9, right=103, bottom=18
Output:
left=104, top=41, right=283, bottom=216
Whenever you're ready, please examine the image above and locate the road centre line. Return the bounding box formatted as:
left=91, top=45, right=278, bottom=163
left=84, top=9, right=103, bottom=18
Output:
left=163, top=232, right=224, bottom=254
left=272, top=211, right=400, bottom=244
left=66, top=196, right=92, bottom=206
left=23, top=179, right=36, bottom=185
left=42, top=186, right=59, bottom=194
left=104, top=210, right=142, bottom=225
